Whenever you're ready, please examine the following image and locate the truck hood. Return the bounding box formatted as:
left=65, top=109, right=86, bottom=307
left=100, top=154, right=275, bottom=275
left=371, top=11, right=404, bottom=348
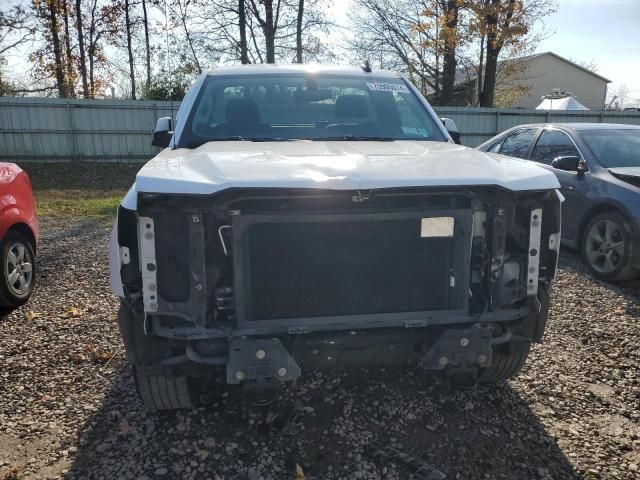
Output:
left=133, top=140, right=560, bottom=196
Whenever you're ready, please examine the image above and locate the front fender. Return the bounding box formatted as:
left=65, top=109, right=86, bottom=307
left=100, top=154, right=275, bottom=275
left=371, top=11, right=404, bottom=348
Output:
left=0, top=204, right=38, bottom=243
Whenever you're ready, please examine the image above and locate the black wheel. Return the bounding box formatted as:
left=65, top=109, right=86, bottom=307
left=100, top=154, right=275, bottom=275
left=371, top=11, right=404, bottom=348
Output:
left=0, top=230, right=36, bottom=307
left=119, top=301, right=201, bottom=412
left=581, top=212, right=636, bottom=281
left=133, top=365, right=200, bottom=412
left=477, top=343, right=530, bottom=383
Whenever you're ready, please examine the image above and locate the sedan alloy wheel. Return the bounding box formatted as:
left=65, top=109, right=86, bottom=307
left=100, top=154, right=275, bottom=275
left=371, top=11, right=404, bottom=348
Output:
left=584, top=219, right=625, bottom=275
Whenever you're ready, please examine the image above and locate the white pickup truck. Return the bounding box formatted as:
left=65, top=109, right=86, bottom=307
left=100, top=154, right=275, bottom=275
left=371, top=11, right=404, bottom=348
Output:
left=110, top=64, right=562, bottom=411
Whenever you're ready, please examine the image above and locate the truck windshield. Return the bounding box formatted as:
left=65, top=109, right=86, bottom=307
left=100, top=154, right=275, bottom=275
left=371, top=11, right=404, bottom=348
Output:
left=580, top=129, right=640, bottom=168
left=178, top=73, right=446, bottom=148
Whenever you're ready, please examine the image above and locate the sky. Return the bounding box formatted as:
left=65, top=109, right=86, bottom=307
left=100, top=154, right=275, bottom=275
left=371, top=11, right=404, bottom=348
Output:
left=535, top=0, right=640, bottom=105
left=329, top=0, right=640, bottom=107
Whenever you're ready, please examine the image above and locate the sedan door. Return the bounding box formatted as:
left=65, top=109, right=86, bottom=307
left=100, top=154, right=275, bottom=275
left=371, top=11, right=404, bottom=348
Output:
left=495, top=127, right=540, bottom=159
left=529, top=129, right=588, bottom=242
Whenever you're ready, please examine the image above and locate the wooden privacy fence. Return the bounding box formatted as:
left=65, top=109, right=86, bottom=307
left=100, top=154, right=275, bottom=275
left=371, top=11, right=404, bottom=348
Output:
left=2, top=97, right=640, bottom=162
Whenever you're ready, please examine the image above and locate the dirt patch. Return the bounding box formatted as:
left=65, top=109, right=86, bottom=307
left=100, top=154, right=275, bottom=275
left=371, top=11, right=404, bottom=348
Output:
left=17, top=162, right=142, bottom=218
left=19, top=162, right=142, bottom=193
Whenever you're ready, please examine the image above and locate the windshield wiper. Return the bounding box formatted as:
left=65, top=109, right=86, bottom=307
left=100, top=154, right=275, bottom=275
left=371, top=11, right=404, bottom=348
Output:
left=311, top=135, right=395, bottom=141
left=183, top=136, right=299, bottom=147
left=247, top=137, right=295, bottom=142
left=207, top=136, right=246, bottom=141
left=182, top=136, right=246, bottom=148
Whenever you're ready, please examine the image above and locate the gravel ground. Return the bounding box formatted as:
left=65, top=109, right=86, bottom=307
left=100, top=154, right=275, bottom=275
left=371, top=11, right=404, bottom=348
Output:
left=1, top=214, right=639, bottom=479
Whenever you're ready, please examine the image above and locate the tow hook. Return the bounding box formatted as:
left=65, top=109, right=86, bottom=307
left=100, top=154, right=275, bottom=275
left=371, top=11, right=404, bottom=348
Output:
left=420, top=324, right=493, bottom=370
left=226, top=338, right=301, bottom=385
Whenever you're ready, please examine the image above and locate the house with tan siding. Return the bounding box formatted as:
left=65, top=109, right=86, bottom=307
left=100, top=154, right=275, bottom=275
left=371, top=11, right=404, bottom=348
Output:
left=454, top=52, right=611, bottom=109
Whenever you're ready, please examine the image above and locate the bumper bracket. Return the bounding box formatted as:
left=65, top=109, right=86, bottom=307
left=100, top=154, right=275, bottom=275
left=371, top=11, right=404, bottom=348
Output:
left=226, top=338, right=301, bottom=384
left=420, top=324, right=493, bottom=370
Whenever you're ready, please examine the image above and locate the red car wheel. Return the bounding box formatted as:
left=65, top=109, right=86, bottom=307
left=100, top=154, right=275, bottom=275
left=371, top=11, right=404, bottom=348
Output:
left=0, top=230, right=36, bottom=307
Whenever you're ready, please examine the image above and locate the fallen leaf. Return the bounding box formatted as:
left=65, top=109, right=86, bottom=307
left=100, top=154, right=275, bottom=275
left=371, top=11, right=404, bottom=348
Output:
left=95, top=351, right=114, bottom=362
left=26, top=311, right=42, bottom=321
left=294, top=464, right=305, bottom=480
left=66, top=306, right=83, bottom=318
left=83, top=344, right=114, bottom=363
left=72, top=353, right=88, bottom=364
left=2, top=465, right=20, bottom=480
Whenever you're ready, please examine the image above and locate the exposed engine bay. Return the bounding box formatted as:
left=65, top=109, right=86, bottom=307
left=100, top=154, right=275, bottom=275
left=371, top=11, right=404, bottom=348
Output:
left=113, top=186, right=561, bottom=385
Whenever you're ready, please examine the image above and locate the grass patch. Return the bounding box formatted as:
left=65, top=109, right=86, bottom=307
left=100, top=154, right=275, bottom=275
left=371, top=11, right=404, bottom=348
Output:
left=36, top=190, right=125, bottom=218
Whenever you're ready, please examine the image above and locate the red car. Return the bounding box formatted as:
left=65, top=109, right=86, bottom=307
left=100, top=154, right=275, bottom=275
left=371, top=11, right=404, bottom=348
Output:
left=0, top=163, right=38, bottom=307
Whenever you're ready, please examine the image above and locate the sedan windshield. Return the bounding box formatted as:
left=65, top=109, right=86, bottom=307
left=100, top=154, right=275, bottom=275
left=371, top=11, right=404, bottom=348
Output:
left=580, top=129, right=640, bottom=168
left=178, top=73, right=446, bottom=148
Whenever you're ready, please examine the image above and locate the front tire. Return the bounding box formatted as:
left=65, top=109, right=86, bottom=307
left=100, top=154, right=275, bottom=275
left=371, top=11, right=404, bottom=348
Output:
left=133, top=365, right=199, bottom=412
left=581, top=212, right=636, bottom=281
left=477, top=342, right=530, bottom=383
left=0, top=230, right=36, bottom=307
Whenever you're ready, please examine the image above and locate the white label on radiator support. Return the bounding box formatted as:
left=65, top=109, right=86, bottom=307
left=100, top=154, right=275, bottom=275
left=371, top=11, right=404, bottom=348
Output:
left=420, top=217, right=455, bottom=237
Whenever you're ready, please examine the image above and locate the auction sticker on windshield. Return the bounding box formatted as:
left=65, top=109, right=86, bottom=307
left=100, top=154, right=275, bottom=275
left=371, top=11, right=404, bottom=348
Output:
left=366, top=82, right=410, bottom=93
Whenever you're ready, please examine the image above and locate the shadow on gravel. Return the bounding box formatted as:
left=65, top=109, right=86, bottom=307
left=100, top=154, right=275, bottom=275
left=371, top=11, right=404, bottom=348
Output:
left=66, top=365, right=579, bottom=479
left=0, top=306, right=17, bottom=321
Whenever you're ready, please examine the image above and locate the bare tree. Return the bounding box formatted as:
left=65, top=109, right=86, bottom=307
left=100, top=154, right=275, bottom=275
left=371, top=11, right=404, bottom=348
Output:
left=86, top=0, right=102, bottom=96
left=168, top=0, right=203, bottom=73
left=469, top=0, right=556, bottom=107
left=0, top=2, right=36, bottom=94
left=611, top=84, right=630, bottom=110
left=439, top=0, right=461, bottom=105
left=85, top=0, right=122, bottom=97
left=123, top=0, right=135, bottom=98
left=190, top=0, right=331, bottom=66
left=75, top=0, right=89, bottom=97
left=62, top=0, right=76, bottom=96
left=477, top=0, right=512, bottom=107
left=248, top=0, right=280, bottom=63
left=569, top=57, right=598, bottom=73
left=295, top=0, right=303, bottom=63
left=4, top=0, right=333, bottom=98
left=0, top=2, right=35, bottom=57
left=141, top=0, right=151, bottom=85
left=239, top=0, right=249, bottom=63
left=246, top=7, right=264, bottom=63
left=47, top=0, right=68, bottom=97
left=349, top=1, right=441, bottom=96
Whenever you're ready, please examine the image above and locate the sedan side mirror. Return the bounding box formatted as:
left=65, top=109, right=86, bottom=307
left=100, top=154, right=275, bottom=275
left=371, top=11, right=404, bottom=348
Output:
left=551, top=155, right=583, bottom=172
left=441, top=117, right=461, bottom=145
left=152, top=117, right=173, bottom=148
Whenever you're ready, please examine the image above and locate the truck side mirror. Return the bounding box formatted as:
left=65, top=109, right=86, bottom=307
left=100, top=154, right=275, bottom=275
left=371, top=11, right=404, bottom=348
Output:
left=551, top=155, right=582, bottom=172
left=152, top=117, right=173, bottom=148
left=441, top=117, right=461, bottom=144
